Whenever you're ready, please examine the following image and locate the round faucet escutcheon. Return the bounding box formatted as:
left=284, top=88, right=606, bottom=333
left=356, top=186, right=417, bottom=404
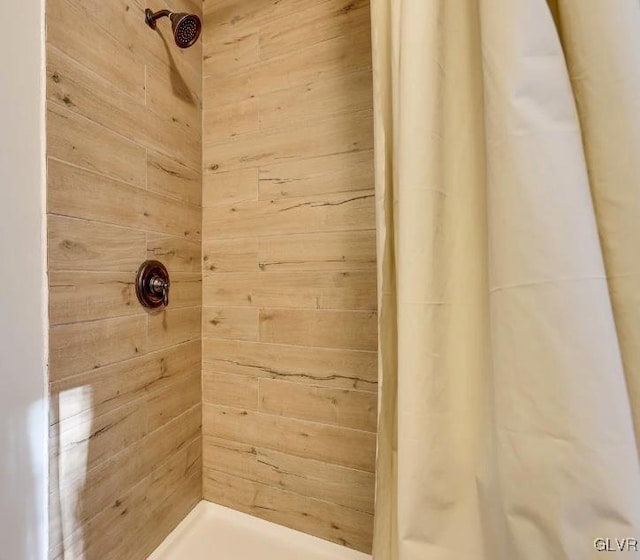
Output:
left=136, top=260, right=170, bottom=311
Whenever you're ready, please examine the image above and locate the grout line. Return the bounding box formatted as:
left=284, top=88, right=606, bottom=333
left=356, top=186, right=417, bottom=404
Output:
left=201, top=227, right=376, bottom=243
left=202, top=304, right=377, bottom=313
left=49, top=270, right=202, bottom=277
left=201, top=226, right=376, bottom=243
left=256, top=374, right=262, bottom=411
left=144, top=147, right=149, bottom=191
left=49, top=266, right=201, bottom=275
left=202, top=337, right=378, bottom=355
left=202, top=268, right=377, bottom=277
left=201, top=0, right=206, bottom=467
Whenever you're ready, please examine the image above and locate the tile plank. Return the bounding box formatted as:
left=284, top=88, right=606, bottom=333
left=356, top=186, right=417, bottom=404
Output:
left=259, top=70, right=373, bottom=131
left=146, top=61, right=202, bottom=133
left=203, top=28, right=373, bottom=106
left=203, top=190, right=375, bottom=240
left=203, top=271, right=376, bottom=310
left=203, top=404, right=376, bottom=472
left=47, top=0, right=145, bottom=100
left=47, top=103, right=146, bottom=188
left=47, top=45, right=200, bottom=170
left=51, top=401, right=146, bottom=486
left=203, top=436, right=374, bottom=514
left=50, top=406, right=200, bottom=553
left=147, top=307, right=201, bottom=351
left=49, top=315, right=147, bottom=380
left=50, top=341, right=201, bottom=429
left=202, top=238, right=259, bottom=273
left=202, top=339, right=377, bottom=392
left=259, top=0, right=371, bottom=61
left=203, top=31, right=259, bottom=77
left=203, top=469, right=373, bottom=553
left=203, top=168, right=258, bottom=207
left=259, top=379, right=377, bottom=432
left=51, top=373, right=200, bottom=491
left=203, top=371, right=259, bottom=409
left=203, top=0, right=316, bottom=34
left=49, top=271, right=138, bottom=325
left=53, top=437, right=201, bottom=560
left=147, top=151, right=202, bottom=206
left=204, top=110, right=373, bottom=173
left=258, top=150, right=374, bottom=200
left=60, top=0, right=202, bottom=93
left=203, top=99, right=259, bottom=144
left=48, top=159, right=201, bottom=240
left=48, top=215, right=146, bottom=272
left=258, top=230, right=376, bottom=272
left=202, top=307, right=259, bottom=341
left=147, top=234, right=201, bottom=273
left=259, top=309, right=378, bottom=351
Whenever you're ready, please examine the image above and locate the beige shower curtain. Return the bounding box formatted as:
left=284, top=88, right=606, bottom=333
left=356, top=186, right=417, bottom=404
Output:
left=370, top=1, right=640, bottom=559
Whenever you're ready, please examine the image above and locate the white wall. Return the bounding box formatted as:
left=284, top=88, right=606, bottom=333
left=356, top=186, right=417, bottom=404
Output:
left=0, top=0, right=48, bottom=558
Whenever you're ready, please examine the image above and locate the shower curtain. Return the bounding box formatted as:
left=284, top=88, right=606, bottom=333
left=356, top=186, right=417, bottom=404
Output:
left=370, top=1, right=640, bottom=559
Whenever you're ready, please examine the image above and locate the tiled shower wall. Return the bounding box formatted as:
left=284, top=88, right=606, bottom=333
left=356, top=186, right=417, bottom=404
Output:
left=201, top=0, right=377, bottom=553
left=46, top=0, right=202, bottom=558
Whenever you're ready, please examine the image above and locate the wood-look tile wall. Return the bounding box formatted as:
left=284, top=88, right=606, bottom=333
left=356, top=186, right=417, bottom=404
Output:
left=202, top=0, right=377, bottom=553
left=46, top=1, right=202, bottom=558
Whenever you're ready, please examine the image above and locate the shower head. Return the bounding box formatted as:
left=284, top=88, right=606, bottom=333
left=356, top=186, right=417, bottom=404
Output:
left=169, top=12, right=202, bottom=48
left=145, top=8, right=202, bottom=49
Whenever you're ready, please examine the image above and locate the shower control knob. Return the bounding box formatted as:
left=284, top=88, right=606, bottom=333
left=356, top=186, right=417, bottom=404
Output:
left=136, top=260, right=171, bottom=310
left=150, top=276, right=170, bottom=307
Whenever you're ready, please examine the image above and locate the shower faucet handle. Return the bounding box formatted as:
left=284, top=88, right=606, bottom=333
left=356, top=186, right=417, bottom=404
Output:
left=136, top=260, right=171, bottom=311
left=150, top=276, right=170, bottom=307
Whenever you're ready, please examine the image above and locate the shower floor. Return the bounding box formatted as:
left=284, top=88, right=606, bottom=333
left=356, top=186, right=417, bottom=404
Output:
left=147, top=501, right=372, bottom=560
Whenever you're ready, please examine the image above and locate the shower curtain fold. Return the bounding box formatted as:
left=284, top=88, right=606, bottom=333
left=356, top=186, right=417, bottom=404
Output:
left=370, top=1, right=640, bottom=559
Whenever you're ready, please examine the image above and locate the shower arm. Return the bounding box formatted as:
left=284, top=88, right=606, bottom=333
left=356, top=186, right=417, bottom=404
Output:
left=145, top=9, right=171, bottom=29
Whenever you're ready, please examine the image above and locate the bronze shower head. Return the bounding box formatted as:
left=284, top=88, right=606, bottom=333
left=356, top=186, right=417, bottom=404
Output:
left=145, top=8, right=202, bottom=49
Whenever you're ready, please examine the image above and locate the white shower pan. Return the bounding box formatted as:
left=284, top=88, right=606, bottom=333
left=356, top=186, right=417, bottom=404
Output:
left=148, top=501, right=372, bottom=560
